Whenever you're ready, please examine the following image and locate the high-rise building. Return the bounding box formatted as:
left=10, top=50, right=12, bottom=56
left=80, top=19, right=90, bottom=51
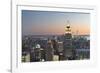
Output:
left=45, top=40, right=54, bottom=61
left=63, top=22, right=74, bottom=60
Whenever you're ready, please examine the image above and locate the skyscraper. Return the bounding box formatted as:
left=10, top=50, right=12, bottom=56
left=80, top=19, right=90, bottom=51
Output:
left=45, top=40, right=54, bottom=61
left=63, top=21, right=73, bottom=60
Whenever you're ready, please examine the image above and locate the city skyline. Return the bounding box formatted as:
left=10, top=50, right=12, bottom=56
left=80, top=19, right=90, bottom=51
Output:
left=22, top=10, right=90, bottom=35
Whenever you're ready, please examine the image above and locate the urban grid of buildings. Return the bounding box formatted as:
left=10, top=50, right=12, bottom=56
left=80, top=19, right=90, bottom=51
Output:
left=22, top=23, right=90, bottom=62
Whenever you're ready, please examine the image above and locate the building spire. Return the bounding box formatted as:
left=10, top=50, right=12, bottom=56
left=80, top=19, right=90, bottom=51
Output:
left=65, top=20, right=71, bottom=33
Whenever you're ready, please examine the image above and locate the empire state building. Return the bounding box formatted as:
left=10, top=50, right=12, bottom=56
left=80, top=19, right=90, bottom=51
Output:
left=63, top=21, right=74, bottom=60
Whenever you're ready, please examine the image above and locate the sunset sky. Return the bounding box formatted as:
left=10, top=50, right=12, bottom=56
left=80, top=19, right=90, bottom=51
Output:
left=22, top=10, right=90, bottom=35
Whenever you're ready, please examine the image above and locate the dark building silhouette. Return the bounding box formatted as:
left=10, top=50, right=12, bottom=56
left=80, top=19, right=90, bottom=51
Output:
left=45, top=40, right=54, bottom=61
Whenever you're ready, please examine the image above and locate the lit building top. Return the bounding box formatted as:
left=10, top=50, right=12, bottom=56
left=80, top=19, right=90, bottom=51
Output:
left=65, top=21, right=71, bottom=34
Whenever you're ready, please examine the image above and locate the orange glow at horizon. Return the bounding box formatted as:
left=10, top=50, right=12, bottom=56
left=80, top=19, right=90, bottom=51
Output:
left=23, top=10, right=90, bottom=35
left=31, top=23, right=90, bottom=35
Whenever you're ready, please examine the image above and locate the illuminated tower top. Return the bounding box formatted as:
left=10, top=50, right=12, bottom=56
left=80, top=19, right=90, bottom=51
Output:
left=65, top=20, right=71, bottom=34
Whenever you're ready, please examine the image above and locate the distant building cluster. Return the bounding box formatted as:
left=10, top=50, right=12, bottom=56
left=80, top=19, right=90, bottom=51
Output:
left=22, top=24, right=90, bottom=62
